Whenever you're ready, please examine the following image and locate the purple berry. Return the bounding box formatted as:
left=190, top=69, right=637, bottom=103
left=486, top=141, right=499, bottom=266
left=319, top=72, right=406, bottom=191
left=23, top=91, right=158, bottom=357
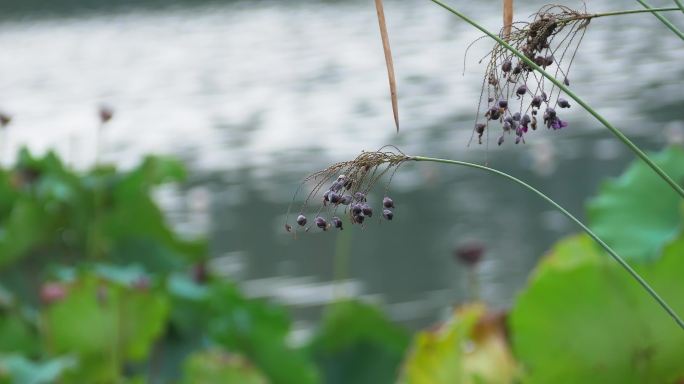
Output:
left=332, top=216, right=343, bottom=230
left=512, top=65, right=522, bottom=75
left=558, top=98, right=571, bottom=108
left=354, top=192, right=366, bottom=202
left=383, top=196, right=394, bottom=208
left=354, top=214, right=365, bottom=224
left=502, top=60, right=512, bottom=72
left=531, top=95, right=542, bottom=108
left=503, top=121, right=511, bottom=132
left=382, top=209, right=393, bottom=220
left=329, top=192, right=341, bottom=204
left=475, top=123, right=486, bottom=134
left=516, top=85, right=527, bottom=96
left=323, top=190, right=330, bottom=206
left=521, top=114, right=531, bottom=125
left=351, top=203, right=363, bottom=216
left=544, top=55, right=554, bottom=66
left=330, top=181, right=343, bottom=192
left=340, top=195, right=352, bottom=205
left=296, top=214, right=307, bottom=226
left=361, top=204, right=373, bottom=217
left=315, top=216, right=328, bottom=230
left=512, top=112, right=521, bottom=121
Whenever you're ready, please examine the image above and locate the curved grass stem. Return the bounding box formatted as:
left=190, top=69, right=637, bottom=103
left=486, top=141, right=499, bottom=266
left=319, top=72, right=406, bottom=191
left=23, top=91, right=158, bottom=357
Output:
left=411, top=155, right=684, bottom=331
left=637, top=0, right=684, bottom=40
left=429, top=0, right=684, bottom=199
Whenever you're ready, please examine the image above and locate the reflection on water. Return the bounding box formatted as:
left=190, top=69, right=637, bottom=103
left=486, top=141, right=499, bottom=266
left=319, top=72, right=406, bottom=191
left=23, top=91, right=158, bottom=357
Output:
left=0, top=0, right=682, bottom=329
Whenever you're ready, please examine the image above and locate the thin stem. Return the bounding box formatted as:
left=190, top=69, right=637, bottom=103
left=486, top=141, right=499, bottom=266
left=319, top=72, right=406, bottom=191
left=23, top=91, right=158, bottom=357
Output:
left=675, top=0, right=684, bottom=15
left=429, top=0, right=684, bottom=199
left=588, top=7, right=680, bottom=19
left=637, top=0, right=684, bottom=40
left=411, top=155, right=684, bottom=331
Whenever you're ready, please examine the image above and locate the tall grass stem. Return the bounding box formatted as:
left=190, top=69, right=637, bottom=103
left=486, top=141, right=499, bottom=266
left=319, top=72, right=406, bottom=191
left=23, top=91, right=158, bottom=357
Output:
left=411, top=155, right=684, bottom=331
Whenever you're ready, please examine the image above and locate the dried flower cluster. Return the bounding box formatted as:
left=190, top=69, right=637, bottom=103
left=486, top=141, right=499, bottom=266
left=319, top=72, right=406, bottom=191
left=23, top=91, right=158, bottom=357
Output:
left=471, top=4, right=590, bottom=146
left=286, top=148, right=409, bottom=233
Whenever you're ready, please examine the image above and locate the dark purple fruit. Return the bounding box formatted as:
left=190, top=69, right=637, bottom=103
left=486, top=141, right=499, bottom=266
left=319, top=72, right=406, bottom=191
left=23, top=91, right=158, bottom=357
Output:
left=383, top=196, right=394, bottom=208
left=297, top=214, right=307, bottom=226
left=454, top=243, right=484, bottom=267
left=558, top=98, right=571, bottom=108
left=315, top=216, right=328, bottom=230
left=332, top=216, right=343, bottom=230
left=354, top=214, right=365, bottom=224
left=498, top=99, right=508, bottom=109
left=361, top=204, right=373, bottom=217
left=516, top=85, right=527, bottom=96
left=354, top=192, right=366, bottom=202
left=502, top=60, right=512, bottom=72
left=330, top=192, right=341, bottom=204
left=512, top=112, right=521, bottom=121
left=382, top=209, right=393, bottom=220
left=351, top=203, right=363, bottom=216
left=531, top=95, right=542, bottom=108
left=521, top=114, right=531, bottom=125
left=475, top=123, right=486, bottom=134
left=323, top=190, right=330, bottom=206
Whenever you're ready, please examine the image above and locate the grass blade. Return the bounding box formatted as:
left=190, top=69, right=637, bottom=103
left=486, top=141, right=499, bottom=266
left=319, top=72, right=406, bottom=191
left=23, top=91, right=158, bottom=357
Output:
left=503, top=0, right=513, bottom=40
left=374, top=0, right=399, bottom=132
left=637, top=0, right=684, bottom=40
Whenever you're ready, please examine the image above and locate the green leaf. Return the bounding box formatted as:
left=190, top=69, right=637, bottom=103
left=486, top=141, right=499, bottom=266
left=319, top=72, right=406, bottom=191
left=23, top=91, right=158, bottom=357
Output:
left=510, top=234, right=684, bottom=384
left=0, top=312, right=38, bottom=355
left=0, top=355, right=76, bottom=384
left=182, top=349, right=268, bottom=384
left=588, top=147, right=684, bottom=262
left=399, top=303, right=517, bottom=384
left=206, top=282, right=319, bottom=384
left=308, top=300, right=409, bottom=384
left=44, top=274, right=169, bottom=381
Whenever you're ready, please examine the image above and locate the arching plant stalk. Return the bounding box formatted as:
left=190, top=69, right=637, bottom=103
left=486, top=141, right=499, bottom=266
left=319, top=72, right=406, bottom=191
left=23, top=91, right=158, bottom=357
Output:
left=429, top=0, right=684, bottom=199
left=637, top=0, right=684, bottom=40
left=290, top=147, right=684, bottom=330
left=410, top=155, right=684, bottom=331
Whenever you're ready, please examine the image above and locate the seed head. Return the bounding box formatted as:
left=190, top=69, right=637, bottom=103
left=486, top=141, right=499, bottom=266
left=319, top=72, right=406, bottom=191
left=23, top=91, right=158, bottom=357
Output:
left=516, top=85, right=527, bottom=96
left=383, top=196, right=394, bottom=208
left=382, top=209, right=393, bottom=220
left=361, top=204, right=373, bottom=217
left=315, top=216, right=328, bottom=230
left=297, top=214, right=307, bottom=226
left=558, top=98, right=571, bottom=108
left=332, top=216, right=343, bottom=230
left=502, top=60, right=512, bottom=72
left=340, top=194, right=352, bottom=205
left=498, top=99, right=508, bottom=109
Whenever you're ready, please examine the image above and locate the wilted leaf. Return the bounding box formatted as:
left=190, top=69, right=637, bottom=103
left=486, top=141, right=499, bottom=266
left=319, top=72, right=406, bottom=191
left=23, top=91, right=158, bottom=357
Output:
left=399, top=303, right=517, bottom=384
left=374, top=0, right=399, bottom=132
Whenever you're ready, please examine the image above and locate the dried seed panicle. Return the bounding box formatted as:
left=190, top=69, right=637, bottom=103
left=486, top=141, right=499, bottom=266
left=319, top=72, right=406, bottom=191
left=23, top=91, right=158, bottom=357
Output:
left=285, top=147, right=408, bottom=234
left=469, top=4, right=589, bottom=146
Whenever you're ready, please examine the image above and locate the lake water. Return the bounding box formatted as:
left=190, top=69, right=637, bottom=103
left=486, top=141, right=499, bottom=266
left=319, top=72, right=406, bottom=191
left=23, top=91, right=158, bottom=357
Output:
left=0, top=0, right=682, bottom=333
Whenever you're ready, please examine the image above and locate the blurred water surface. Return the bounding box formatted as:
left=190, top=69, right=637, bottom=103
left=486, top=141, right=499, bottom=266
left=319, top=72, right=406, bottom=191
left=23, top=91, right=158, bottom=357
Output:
left=0, top=0, right=682, bottom=331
